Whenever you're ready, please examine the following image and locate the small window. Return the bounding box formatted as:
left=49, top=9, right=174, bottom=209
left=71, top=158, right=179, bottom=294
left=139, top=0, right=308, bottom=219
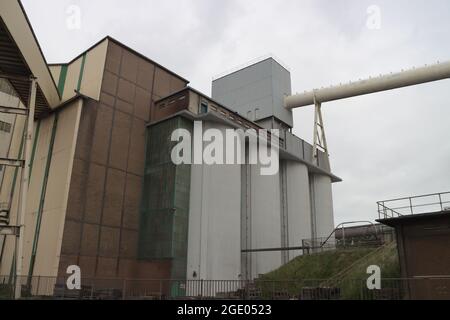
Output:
left=0, top=121, right=11, bottom=133
left=200, top=102, right=208, bottom=114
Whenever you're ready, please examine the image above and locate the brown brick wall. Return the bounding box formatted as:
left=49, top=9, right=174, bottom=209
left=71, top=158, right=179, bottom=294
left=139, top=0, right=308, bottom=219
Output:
left=58, top=40, right=188, bottom=280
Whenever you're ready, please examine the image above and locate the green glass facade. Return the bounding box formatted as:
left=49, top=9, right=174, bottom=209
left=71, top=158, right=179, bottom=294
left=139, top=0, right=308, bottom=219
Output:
left=139, top=116, right=192, bottom=280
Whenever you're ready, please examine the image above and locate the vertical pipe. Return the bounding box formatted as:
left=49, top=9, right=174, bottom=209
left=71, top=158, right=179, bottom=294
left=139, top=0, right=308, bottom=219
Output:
left=14, top=77, right=36, bottom=299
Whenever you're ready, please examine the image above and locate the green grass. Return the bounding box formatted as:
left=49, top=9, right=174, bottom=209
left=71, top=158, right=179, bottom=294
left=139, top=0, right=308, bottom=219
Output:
left=336, top=243, right=400, bottom=299
left=257, top=243, right=400, bottom=299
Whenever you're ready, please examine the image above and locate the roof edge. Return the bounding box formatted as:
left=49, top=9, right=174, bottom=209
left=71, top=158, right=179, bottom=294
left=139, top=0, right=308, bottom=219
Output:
left=46, top=36, right=190, bottom=84
left=17, top=0, right=61, bottom=100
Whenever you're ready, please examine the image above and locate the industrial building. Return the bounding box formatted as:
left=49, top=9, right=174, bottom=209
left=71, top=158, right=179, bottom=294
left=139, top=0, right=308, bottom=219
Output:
left=0, top=0, right=339, bottom=296
left=377, top=192, right=450, bottom=300
left=4, top=0, right=450, bottom=301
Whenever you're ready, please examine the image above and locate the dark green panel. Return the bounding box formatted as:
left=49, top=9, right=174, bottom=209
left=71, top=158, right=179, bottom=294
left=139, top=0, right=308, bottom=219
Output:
left=138, top=116, right=192, bottom=281
left=57, top=65, right=68, bottom=96
left=76, top=54, right=87, bottom=92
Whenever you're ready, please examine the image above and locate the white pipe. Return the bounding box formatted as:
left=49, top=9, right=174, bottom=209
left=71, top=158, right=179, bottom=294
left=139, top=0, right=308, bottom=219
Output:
left=285, top=60, right=450, bottom=109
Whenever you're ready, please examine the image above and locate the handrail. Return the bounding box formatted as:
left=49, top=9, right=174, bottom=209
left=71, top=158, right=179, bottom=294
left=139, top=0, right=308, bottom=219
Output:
left=377, top=191, right=450, bottom=219
left=320, top=221, right=379, bottom=249
left=378, top=191, right=450, bottom=203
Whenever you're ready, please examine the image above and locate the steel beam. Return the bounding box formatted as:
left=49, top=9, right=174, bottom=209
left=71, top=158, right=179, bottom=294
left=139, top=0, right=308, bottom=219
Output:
left=241, top=247, right=307, bottom=253
left=0, top=73, right=32, bottom=82
left=0, top=226, right=19, bottom=236
left=0, top=158, right=24, bottom=167
left=0, top=105, right=28, bottom=115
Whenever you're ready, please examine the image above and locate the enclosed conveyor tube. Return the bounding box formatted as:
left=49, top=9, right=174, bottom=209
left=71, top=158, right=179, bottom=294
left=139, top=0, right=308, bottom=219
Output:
left=285, top=60, right=450, bottom=109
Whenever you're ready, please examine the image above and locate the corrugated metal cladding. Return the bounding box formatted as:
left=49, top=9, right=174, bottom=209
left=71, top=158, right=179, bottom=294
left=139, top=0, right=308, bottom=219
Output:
left=139, top=116, right=192, bottom=282
left=0, top=18, right=50, bottom=117
left=379, top=213, right=450, bottom=299
left=58, top=40, right=187, bottom=280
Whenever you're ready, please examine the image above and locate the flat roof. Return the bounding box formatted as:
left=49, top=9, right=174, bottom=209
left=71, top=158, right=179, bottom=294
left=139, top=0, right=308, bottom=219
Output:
left=212, top=56, right=291, bottom=82
left=377, top=210, right=450, bottom=227
left=156, top=85, right=259, bottom=125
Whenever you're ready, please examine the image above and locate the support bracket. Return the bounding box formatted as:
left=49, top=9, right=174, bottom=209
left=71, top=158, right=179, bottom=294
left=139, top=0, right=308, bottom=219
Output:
left=312, top=92, right=329, bottom=165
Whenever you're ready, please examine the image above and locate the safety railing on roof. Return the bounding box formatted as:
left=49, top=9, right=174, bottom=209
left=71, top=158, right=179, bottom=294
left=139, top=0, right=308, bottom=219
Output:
left=377, top=191, right=450, bottom=220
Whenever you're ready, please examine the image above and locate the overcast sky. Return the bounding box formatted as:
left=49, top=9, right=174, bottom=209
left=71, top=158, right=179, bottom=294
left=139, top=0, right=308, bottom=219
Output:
left=22, top=0, right=450, bottom=225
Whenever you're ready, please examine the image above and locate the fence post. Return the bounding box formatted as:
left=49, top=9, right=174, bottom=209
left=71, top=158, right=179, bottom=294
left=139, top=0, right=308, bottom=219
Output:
left=200, top=279, right=203, bottom=298
left=122, top=278, right=126, bottom=300
left=36, top=276, right=40, bottom=297
left=90, top=279, right=94, bottom=300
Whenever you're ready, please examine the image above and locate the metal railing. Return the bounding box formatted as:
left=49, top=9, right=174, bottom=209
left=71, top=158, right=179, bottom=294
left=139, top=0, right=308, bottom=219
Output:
left=1, top=276, right=449, bottom=300
left=377, top=191, right=450, bottom=220
left=301, top=233, right=394, bottom=254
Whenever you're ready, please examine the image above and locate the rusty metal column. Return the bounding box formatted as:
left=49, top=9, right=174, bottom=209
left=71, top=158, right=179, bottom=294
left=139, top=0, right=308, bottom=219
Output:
left=14, top=77, right=36, bottom=300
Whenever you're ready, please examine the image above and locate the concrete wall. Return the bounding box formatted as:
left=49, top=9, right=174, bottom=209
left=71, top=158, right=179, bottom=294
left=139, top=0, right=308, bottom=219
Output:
left=248, top=164, right=282, bottom=278
left=0, top=81, right=21, bottom=186
left=212, top=58, right=293, bottom=127
left=187, top=122, right=241, bottom=281
left=33, top=100, right=82, bottom=277
left=0, top=102, right=27, bottom=276
left=0, top=99, right=82, bottom=278
left=285, top=161, right=312, bottom=260
left=186, top=123, right=333, bottom=281
left=50, top=38, right=108, bottom=102
left=310, top=174, right=335, bottom=239
left=57, top=40, right=188, bottom=280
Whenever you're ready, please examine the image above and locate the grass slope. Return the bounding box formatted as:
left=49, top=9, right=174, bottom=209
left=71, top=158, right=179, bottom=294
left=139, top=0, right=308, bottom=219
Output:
left=258, top=244, right=400, bottom=299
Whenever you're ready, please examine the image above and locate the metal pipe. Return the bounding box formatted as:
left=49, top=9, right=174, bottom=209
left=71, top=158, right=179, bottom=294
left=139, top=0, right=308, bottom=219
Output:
left=285, top=60, right=450, bottom=108
left=241, top=247, right=307, bottom=253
